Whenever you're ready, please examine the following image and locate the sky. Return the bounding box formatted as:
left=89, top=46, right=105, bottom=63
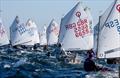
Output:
left=0, top=0, right=114, bottom=35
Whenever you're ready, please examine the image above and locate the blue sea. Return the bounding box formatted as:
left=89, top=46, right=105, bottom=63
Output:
left=0, top=46, right=119, bottom=78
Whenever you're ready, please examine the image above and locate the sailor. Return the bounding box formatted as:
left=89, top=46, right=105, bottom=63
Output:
left=43, top=45, right=50, bottom=57
left=53, top=43, right=63, bottom=59
left=71, top=51, right=77, bottom=63
left=84, top=49, right=101, bottom=72
left=84, top=49, right=112, bottom=72
left=33, top=43, right=38, bottom=50
left=43, top=45, right=48, bottom=52
left=46, top=51, right=50, bottom=57
left=54, top=43, right=62, bottom=60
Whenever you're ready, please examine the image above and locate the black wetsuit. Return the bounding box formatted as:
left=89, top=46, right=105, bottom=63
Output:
left=84, top=58, right=99, bottom=72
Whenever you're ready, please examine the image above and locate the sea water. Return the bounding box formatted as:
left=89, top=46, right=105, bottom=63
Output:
left=0, top=47, right=119, bottom=78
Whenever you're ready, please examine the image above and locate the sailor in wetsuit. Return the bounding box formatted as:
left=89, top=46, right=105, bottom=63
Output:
left=84, top=49, right=101, bottom=72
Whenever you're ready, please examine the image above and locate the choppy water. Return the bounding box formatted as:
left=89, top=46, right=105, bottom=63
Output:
left=0, top=47, right=119, bottom=78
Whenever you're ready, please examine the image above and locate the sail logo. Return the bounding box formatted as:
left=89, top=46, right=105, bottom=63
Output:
left=76, top=11, right=81, bottom=18
left=0, top=23, right=5, bottom=37
left=65, top=19, right=90, bottom=37
left=105, top=19, right=120, bottom=34
left=116, top=4, right=120, bottom=12
left=17, top=24, right=27, bottom=35
left=50, top=26, right=59, bottom=36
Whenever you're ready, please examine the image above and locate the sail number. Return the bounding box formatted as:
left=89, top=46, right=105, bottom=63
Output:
left=65, top=19, right=90, bottom=37
left=105, top=19, right=120, bottom=34
left=74, top=19, right=89, bottom=37
left=0, top=23, right=5, bottom=37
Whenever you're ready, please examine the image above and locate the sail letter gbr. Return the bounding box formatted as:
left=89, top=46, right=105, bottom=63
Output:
left=65, top=19, right=89, bottom=37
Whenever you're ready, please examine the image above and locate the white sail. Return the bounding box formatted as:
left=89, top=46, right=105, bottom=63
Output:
left=0, top=18, right=9, bottom=46
left=22, top=19, right=40, bottom=45
left=47, top=19, right=59, bottom=45
left=39, top=26, right=47, bottom=45
left=97, top=0, right=120, bottom=58
left=58, top=2, right=93, bottom=51
left=32, top=20, right=40, bottom=44
left=10, top=16, right=33, bottom=46
left=84, top=7, right=94, bottom=51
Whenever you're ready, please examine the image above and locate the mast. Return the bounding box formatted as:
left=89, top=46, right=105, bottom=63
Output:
left=96, top=16, right=101, bottom=59
left=100, top=0, right=117, bottom=31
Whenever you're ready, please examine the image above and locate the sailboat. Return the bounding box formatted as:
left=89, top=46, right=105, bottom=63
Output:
left=58, top=2, right=93, bottom=64
left=39, top=26, right=47, bottom=46
left=97, top=0, right=120, bottom=59
left=0, top=18, right=9, bottom=47
left=58, top=2, right=93, bottom=51
left=23, top=19, right=40, bottom=46
left=10, top=16, right=33, bottom=47
left=46, top=19, right=59, bottom=45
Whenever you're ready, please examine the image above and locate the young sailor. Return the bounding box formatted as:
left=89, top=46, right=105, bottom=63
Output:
left=84, top=49, right=112, bottom=72
left=54, top=43, right=62, bottom=60
left=43, top=45, right=50, bottom=57
left=53, top=43, right=67, bottom=62
left=43, top=45, right=48, bottom=52
left=84, top=49, right=101, bottom=72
